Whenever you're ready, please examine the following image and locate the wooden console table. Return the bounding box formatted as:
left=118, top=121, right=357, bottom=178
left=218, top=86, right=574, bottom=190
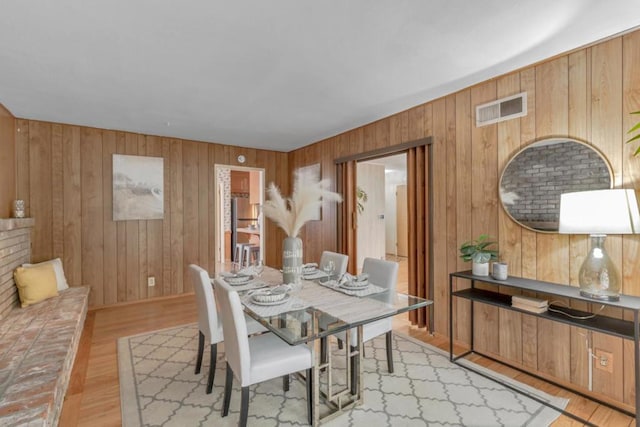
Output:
left=449, top=270, right=640, bottom=426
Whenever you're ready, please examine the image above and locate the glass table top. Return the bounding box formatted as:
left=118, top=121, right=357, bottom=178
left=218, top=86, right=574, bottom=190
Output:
left=213, top=266, right=432, bottom=346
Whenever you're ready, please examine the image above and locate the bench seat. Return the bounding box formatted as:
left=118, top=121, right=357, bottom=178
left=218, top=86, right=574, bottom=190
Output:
left=0, top=286, right=89, bottom=426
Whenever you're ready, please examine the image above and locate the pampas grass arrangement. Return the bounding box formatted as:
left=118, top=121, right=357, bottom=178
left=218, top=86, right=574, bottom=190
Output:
left=262, top=167, right=342, bottom=237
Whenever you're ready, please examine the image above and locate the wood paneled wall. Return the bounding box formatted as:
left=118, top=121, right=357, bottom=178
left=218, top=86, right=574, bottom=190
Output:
left=14, top=121, right=288, bottom=307
left=0, top=104, right=15, bottom=218
left=290, top=29, right=640, bottom=408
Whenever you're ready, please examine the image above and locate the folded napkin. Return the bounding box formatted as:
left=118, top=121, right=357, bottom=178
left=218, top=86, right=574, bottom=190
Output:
left=247, top=284, right=292, bottom=296
left=239, top=266, right=258, bottom=276
left=319, top=278, right=387, bottom=297
left=338, top=273, right=368, bottom=286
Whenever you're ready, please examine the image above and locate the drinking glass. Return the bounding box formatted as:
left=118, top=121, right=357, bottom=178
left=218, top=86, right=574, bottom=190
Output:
left=253, top=259, right=264, bottom=277
left=323, top=260, right=335, bottom=280
left=231, top=261, right=241, bottom=275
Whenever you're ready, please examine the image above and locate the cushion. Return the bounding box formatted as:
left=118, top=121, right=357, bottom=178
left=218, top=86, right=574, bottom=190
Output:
left=23, top=258, right=69, bottom=291
left=14, top=263, right=59, bottom=307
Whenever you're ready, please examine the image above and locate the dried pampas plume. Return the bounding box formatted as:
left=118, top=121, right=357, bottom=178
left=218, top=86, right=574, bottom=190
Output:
left=262, top=167, right=342, bottom=237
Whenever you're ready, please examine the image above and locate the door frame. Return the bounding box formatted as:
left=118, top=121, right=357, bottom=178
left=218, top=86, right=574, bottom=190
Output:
left=335, top=137, right=434, bottom=331
left=213, top=164, right=265, bottom=273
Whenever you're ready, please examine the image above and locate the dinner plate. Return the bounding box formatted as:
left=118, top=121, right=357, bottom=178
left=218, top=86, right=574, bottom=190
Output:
left=341, top=281, right=369, bottom=290
left=250, top=294, right=291, bottom=306
left=225, top=275, right=253, bottom=285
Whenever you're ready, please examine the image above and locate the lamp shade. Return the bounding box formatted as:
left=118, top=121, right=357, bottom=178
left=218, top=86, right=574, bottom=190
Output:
left=558, top=189, right=640, bottom=234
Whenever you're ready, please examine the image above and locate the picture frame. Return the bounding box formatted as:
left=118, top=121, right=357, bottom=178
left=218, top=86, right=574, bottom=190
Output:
left=113, top=154, right=164, bottom=221
left=299, top=163, right=322, bottom=220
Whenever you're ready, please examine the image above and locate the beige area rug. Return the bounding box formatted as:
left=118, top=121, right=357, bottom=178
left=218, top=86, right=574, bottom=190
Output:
left=118, top=324, right=568, bottom=426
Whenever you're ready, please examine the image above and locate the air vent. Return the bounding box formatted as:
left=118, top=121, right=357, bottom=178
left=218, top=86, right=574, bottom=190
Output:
left=476, top=92, right=527, bottom=127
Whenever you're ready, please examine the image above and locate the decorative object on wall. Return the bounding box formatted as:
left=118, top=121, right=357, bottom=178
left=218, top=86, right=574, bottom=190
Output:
left=12, top=200, right=25, bottom=218
left=112, top=154, right=164, bottom=221
left=558, top=189, right=640, bottom=301
left=459, top=234, right=498, bottom=276
left=356, top=186, right=368, bottom=214
left=262, top=166, right=341, bottom=284
left=297, top=163, right=322, bottom=220
left=499, top=138, right=612, bottom=232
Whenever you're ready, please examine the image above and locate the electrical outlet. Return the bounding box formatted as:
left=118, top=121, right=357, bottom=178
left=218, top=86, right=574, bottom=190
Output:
left=594, top=348, right=613, bottom=373
left=147, top=276, right=155, bottom=287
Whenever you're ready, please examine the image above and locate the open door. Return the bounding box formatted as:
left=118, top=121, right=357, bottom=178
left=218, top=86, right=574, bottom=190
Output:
left=396, top=184, right=408, bottom=257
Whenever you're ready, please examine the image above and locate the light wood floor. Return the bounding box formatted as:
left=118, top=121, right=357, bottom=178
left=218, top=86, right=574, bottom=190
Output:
left=60, top=293, right=634, bottom=427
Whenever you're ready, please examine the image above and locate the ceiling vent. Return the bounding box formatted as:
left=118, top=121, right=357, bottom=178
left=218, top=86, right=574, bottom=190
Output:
left=476, top=92, right=527, bottom=127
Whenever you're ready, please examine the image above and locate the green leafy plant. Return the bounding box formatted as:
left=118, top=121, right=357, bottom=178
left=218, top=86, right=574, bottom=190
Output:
left=356, top=186, right=368, bottom=214
left=459, top=234, right=498, bottom=264
left=627, top=110, right=640, bottom=156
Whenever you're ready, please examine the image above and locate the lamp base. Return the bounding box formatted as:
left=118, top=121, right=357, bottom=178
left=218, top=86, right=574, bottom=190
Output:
left=578, top=234, right=620, bottom=302
left=579, top=289, right=620, bottom=302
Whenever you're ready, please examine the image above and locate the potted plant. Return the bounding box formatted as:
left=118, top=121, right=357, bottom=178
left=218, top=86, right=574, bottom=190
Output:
left=262, top=167, right=342, bottom=284
left=459, top=234, right=498, bottom=276
left=356, top=186, right=368, bottom=214
left=627, top=110, right=640, bottom=156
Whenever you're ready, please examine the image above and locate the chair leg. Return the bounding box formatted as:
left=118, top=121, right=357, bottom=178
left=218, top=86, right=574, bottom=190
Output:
left=306, top=368, right=314, bottom=425
left=222, top=362, right=233, bottom=417
left=195, top=331, right=204, bottom=374
left=206, top=343, right=217, bottom=394
left=320, top=337, right=327, bottom=364
left=239, top=386, right=250, bottom=427
left=283, top=374, right=290, bottom=392
left=350, top=345, right=358, bottom=395
left=386, top=331, right=394, bottom=373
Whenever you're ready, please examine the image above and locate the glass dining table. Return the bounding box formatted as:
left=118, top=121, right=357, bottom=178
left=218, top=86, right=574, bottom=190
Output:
left=214, top=265, right=432, bottom=426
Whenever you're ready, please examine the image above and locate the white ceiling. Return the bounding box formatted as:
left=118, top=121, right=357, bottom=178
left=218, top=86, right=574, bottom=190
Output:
left=1, top=1, right=639, bottom=152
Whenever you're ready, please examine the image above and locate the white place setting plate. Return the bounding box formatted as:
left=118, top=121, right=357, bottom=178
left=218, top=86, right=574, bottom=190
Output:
left=341, top=280, right=369, bottom=290
left=222, top=274, right=254, bottom=286
left=250, top=294, right=291, bottom=306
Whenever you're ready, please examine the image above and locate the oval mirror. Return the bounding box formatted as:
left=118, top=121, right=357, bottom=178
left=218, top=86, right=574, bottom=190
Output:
left=499, top=138, right=613, bottom=233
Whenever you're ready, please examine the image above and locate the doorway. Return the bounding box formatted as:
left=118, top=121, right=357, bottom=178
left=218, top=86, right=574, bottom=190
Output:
left=356, top=153, right=408, bottom=292
left=336, top=138, right=432, bottom=330
left=213, top=164, right=265, bottom=272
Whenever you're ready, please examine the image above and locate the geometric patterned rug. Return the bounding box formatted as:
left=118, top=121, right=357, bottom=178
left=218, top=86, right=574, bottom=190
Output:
left=118, top=324, right=568, bottom=426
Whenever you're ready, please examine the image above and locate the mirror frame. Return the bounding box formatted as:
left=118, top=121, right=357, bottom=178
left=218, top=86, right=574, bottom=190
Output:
left=499, top=137, right=613, bottom=233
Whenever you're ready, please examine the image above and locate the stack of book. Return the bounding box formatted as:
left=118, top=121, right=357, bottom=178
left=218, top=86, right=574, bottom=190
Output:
left=511, top=295, right=548, bottom=313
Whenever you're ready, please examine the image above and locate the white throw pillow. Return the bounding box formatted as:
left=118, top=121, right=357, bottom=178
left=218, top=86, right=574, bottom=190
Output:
left=22, top=258, right=69, bottom=291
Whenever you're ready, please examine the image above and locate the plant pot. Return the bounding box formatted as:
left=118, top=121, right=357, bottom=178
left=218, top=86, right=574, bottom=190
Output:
left=472, top=261, right=489, bottom=276
left=282, top=236, right=303, bottom=284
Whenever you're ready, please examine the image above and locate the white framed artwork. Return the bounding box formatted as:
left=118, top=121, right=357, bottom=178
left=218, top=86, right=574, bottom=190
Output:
left=299, top=163, right=322, bottom=221
left=113, top=154, right=164, bottom=221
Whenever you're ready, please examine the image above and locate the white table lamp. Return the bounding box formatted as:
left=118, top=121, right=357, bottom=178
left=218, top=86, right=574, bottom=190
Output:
left=558, top=189, right=640, bottom=301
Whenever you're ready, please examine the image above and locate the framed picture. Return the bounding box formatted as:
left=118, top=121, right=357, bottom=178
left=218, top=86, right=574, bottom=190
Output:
left=299, top=163, right=322, bottom=220
left=113, top=154, right=164, bottom=221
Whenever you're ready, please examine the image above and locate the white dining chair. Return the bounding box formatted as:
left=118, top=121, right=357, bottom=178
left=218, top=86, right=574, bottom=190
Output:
left=214, top=278, right=315, bottom=427
left=318, top=251, right=349, bottom=362
left=333, top=258, right=398, bottom=393
left=190, top=264, right=266, bottom=394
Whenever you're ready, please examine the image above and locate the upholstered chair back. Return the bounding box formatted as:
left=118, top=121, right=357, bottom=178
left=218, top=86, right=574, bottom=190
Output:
left=214, top=278, right=252, bottom=386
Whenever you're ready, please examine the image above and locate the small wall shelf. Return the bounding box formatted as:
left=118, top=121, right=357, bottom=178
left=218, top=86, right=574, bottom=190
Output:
left=449, top=271, right=640, bottom=426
